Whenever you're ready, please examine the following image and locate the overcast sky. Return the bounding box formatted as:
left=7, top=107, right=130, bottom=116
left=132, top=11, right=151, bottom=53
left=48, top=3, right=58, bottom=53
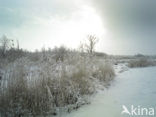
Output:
left=0, top=0, right=156, bottom=55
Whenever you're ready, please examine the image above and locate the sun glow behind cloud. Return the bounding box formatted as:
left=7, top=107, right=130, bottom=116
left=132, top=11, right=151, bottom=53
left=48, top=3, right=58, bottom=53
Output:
left=0, top=0, right=131, bottom=54
left=7, top=5, right=107, bottom=51
left=1, top=0, right=156, bottom=55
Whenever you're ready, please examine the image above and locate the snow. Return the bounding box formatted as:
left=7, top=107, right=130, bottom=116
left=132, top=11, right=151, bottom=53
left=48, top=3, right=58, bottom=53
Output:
left=62, top=66, right=156, bottom=117
left=1, top=54, right=156, bottom=117
left=114, top=63, right=129, bottom=75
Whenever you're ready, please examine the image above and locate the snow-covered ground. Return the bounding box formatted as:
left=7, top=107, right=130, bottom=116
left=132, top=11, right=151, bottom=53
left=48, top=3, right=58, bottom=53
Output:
left=114, top=63, right=129, bottom=75
left=1, top=56, right=156, bottom=117
left=62, top=66, right=156, bottom=117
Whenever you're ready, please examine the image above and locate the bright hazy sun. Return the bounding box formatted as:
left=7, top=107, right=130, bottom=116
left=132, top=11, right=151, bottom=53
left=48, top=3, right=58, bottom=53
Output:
left=12, top=5, right=107, bottom=51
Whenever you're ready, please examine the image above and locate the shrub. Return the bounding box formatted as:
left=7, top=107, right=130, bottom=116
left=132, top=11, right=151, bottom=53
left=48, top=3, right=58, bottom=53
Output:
left=128, top=58, right=155, bottom=68
left=92, top=62, right=115, bottom=85
left=53, top=46, right=68, bottom=62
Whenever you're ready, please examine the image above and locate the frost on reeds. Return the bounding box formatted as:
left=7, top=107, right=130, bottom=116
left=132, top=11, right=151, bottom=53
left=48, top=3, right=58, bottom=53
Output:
left=128, top=58, right=156, bottom=68
left=0, top=51, right=115, bottom=116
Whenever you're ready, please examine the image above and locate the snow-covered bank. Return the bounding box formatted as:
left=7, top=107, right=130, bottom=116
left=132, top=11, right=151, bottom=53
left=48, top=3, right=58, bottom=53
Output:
left=1, top=47, right=156, bottom=117
left=62, top=66, right=156, bottom=117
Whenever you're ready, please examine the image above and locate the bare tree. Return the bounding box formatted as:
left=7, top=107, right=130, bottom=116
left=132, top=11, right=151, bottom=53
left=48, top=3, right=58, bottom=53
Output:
left=0, top=35, right=10, bottom=57
left=85, top=35, right=99, bottom=54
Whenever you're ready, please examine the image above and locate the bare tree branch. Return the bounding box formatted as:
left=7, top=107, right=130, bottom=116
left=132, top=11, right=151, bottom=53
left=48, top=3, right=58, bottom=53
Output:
left=85, top=35, right=99, bottom=54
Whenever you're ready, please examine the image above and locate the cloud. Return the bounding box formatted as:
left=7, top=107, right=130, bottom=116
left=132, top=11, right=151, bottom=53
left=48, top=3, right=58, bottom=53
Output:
left=0, top=0, right=80, bottom=29
left=90, top=0, right=156, bottom=54
left=0, top=0, right=105, bottom=51
left=91, top=0, right=156, bottom=34
left=0, top=0, right=86, bottom=20
left=1, top=0, right=156, bottom=54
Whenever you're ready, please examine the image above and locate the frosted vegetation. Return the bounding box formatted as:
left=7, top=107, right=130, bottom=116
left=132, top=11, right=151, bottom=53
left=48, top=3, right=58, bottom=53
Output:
left=128, top=58, right=156, bottom=68
left=112, top=54, right=156, bottom=68
left=0, top=51, right=115, bottom=116
left=0, top=35, right=115, bottom=117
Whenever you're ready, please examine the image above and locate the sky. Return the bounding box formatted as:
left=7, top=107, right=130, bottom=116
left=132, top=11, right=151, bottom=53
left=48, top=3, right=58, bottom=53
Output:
left=0, top=0, right=156, bottom=55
